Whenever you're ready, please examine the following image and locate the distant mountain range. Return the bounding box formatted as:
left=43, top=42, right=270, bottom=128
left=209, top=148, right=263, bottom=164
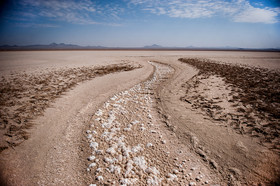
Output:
left=0, top=43, right=279, bottom=51
left=0, top=43, right=106, bottom=50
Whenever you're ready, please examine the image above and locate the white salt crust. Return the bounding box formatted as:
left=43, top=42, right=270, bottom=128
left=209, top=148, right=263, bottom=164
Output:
left=86, top=62, right=209, bottom=185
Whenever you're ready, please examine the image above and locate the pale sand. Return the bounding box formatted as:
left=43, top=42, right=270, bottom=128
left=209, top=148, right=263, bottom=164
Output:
left=0, top=51, right=279, bottom=185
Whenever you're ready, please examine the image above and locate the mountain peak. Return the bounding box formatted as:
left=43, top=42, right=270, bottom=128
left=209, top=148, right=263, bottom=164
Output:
left=144, top=44, right=163, bottom=48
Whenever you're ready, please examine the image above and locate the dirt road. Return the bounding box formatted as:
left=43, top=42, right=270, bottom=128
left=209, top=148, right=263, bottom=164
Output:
left=0, top=51, right=279, bottom=185
left=0, top=60, right=153, bottom=185
left=157, top=59, right=280, bottom=185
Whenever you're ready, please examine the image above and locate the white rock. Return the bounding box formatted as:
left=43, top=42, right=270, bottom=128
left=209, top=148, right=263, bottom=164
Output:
left=88, top=155, right=96, bottom=161
left=131, top=120, right=140, bottom=125
left=96, top=176, right=103, bottom=182
left=96, top=168, right=102, bottom=173
left=145, top=167, right=160, bottom=175
left=161, top=140, right=166, bottom=144
left=147, top=176, right=162, bottom=185
left=111, top=127, right=120, bottom=132
left=123, top=127, right=131, bottom=131
left=146, top=143, right=153, bottom=148
left=167, top=173, right=178, bottom=181
left=107, top=164, right=115, bottom=173
left=105, top=102, right=110, bottom=108
left=86, top=130, right=91, bottom=134
left=104, top=157, right=115, bottom=164
left=95, top=109, right=103, bottom=116
left=189, top=182, right=196, bottom=186
left=122, top=146, right=131, bottom=158
left=133, top=156, right=147, bottom=171
left=87, top=134, right=93, bottom=139
left=131, top=144, right=143, bottom=153
left=112, top=104, right=119, bottom=108
left=95, top=150, right=103, bottom=155
left=114, top=165, right=121, bottom=175
left=118, top=154, right=123, bottom=162
left=101, top=113, right=116, bottom=128
left=90, top=142, right=98, bottom=150
left=125, top=160, right=134, bottom=176
left=89, top=163, right=96, bottom=168
left=120, top=178, right=138, bottom=185
left=110, top=95, right=117, bottom=101
left=106, top=147, right=116, bottom=155
left=89, top=184, right=96, bottom=186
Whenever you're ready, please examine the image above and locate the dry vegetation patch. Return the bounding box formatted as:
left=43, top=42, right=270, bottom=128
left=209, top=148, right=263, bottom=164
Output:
left=0, top=63, right=140, bottom=152
left=179, top=58, right=280, bottom=152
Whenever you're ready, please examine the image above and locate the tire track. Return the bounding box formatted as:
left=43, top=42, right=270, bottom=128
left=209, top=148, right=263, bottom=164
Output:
left=85, top=62, right=220, bottom=185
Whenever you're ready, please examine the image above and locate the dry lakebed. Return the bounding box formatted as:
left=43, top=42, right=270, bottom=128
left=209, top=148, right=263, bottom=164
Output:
left=0, top=51, right=279, bottom=185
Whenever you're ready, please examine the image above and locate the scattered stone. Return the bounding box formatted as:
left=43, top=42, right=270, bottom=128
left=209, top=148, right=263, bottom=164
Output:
left=96, top=176, right=103, bottom=182
left=95, top=150, right=103, bottom=155
left=89, top=163, right=96, bottom=168
left=209, top=159, right=218, bottom=169
left=167, top=173, right=178, bottom=181
left=189, top=182, right=196, bottom=186
left=145, top=167, right=160, bottom=175
left=88, top=155, right=96, bottom=161
left=96, top=168, right=102, bottom=173
left=150, top=130, right=157, bottom=133
left=86, top=130, right=91, bottom=134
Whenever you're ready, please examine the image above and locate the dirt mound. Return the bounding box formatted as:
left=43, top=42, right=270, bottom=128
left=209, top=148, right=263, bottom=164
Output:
left=179, top=58, right=280, bottom=152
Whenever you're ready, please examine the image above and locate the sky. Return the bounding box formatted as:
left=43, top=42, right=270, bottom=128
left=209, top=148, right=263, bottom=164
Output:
left=0, top=0, right=280, bottom=48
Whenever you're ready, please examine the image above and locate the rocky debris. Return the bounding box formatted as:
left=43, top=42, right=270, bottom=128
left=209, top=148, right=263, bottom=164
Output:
left=179, top=58, right=280, bottom=152
left=0, top=63, right=140, bottom=152
left=86, top=62, right=215, bottom=185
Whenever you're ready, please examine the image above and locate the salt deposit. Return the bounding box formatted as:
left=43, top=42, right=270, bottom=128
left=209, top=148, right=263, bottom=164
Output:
left=85, top=62, right=212, bottom=185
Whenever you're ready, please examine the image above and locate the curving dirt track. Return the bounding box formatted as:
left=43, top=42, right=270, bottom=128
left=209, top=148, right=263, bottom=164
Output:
left=0, top=51, right=279, bottom=185
left=157, top=58, right=280, bottom=185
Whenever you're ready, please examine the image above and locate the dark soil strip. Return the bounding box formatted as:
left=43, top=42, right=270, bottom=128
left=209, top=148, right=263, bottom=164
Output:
left=0, top=63, right=141, bottom=151
left=179, top=58, right=280, bottom=151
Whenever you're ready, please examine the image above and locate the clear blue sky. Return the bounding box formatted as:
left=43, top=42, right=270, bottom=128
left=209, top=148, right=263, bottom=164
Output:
left=0, top=0, right=279, bottom=48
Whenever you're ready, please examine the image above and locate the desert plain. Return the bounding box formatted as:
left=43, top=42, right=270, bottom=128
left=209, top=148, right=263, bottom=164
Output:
left=0, top=50, right=279, bottom=185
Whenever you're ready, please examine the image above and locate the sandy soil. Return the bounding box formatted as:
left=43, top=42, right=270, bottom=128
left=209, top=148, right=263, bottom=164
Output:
left=0, top=63, right=141, bottom=150
left=179, top=58, right=280, bottom=151
left=0, top=51, right=279, bottom=185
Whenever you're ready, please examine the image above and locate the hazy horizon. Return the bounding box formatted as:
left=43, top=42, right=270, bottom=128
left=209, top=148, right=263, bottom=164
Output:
left=0, top=0, right=280, bottom=48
